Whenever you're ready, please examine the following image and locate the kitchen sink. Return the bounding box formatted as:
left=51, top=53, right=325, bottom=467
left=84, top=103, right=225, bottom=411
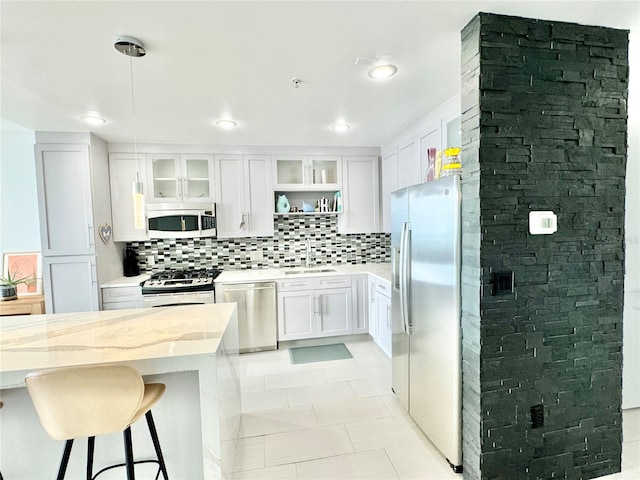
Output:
left=284, top=268, right=338, bottom=275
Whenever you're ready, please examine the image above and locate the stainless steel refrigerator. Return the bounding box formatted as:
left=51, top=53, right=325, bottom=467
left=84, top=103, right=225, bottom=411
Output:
left=391, top=176, right=462, bottom=472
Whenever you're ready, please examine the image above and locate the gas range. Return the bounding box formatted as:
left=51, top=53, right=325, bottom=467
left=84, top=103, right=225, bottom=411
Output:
left=141, top=268, right=222, bottom=295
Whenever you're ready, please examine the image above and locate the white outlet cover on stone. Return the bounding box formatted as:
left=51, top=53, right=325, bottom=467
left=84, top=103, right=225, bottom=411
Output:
left=529, top=211, right=557, bottom=235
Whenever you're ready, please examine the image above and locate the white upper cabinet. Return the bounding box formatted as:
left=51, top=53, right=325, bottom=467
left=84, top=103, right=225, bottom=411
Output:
left=35, top=144, right=95, bottom=256
left=108, top=153, right=149, bottom=242
left=147, top=153, right=214, bottom=204
left=418, top=122, right=442, bottom=183
left=339, top=155, right=379, bottom=234
left=215, top=154, right=273, bottom=238
left=380, top=148, right=399, bottom=233
left=398, top=138, right=419, bottom=189
left=273, top=155, right=341, bottom=190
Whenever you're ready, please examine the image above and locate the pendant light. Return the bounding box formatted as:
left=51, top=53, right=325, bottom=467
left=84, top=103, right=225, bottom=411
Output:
left=115, top=35, right=146, bottom=229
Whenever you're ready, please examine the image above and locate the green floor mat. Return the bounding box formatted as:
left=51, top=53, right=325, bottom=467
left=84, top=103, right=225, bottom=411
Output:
left=289, top=343, right=353, bottom=364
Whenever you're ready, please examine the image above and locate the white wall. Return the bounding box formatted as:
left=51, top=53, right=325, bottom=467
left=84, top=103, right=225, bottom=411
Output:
left=0, top=119, right=39, bottom=259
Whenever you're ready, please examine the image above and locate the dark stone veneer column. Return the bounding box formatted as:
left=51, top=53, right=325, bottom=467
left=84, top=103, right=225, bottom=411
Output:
left=460, top=13, right=628, bottom=480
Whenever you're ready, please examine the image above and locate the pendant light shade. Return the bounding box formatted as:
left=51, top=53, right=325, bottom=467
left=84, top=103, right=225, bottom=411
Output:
left=116, top=36, right=146, bottom=230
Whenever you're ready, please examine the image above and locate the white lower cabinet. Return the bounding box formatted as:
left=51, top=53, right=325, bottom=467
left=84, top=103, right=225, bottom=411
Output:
left=369, top=276, right=392, bottom=357
left=278, top=290, right=315, bottom=339
left=43, top=255, right=99, bottom=313
left=317, top=288, right=351, bottom=337
left=277, top=276, right=352, bottom=341
left=101, top=285, right=143, bottom=310
left=351, top=274, right=369, bottom=334
left=375, top=290, right=392, bottom=357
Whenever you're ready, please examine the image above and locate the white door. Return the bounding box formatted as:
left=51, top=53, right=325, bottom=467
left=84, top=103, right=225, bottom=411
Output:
left=376, top=292, right=391, bottom=357
left=43, top=255, right=99, bottom=313
left=317, top=288, right=352, bottom=337
left=308, top=155, right=341, bottom=189
left=214, top=154, right=245, bottom=238
left=273, top=155, right=306, bottom=189
left=380, top=149, right=399, bottom=233
left=108, top=153, right=149, bottom=242
left=398, top=139, right=419, bottom=189
left=418, top=123, right=442, bottom=182
left=244, top=155, right=273, bottom=237
left=278, top=291, right=315, bottom=340
left=351, top=274, right=369, bottom=334
left=35, top=144, right=95, bottom=256
left=368, top=276, right=378, bottom=339
left=147, top=154, right=180, bottom=203
left=339, top=156, right=379, bottom=233
left=181, top=154, right=215, bottom=203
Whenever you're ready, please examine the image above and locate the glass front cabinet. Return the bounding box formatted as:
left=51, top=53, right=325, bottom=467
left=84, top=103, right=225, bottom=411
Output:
left=147, top=154, right=215, bottom=203
left=273, top=155, right=341, bottom=190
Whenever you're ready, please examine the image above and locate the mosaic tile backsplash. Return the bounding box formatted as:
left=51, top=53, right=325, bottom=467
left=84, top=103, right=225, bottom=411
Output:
left=129, top=215, right=390, bottom=273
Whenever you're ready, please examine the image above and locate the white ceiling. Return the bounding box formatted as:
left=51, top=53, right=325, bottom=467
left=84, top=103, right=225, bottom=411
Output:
left=1, top=1, right=638, bottom=148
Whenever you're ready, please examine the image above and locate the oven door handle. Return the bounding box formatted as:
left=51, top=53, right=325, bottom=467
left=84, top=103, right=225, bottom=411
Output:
left=151, top=302, right=207, bottom=308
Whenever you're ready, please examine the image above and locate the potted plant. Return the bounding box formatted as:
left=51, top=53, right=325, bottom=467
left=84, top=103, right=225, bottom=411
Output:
left=0, top=270, right=33, bottom=301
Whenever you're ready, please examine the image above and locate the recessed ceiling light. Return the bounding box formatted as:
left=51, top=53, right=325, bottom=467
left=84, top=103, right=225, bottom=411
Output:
left=80, top=115, right=106, bottom=126
left=216, top=119, right=237, bottom=129
left=367, top=64, right=397, bottom=80
left=332, top=123, right=351, bottom=133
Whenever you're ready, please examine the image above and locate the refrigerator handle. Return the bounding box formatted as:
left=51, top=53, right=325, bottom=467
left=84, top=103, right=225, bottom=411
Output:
left=399, top=221, right=412, bottom=335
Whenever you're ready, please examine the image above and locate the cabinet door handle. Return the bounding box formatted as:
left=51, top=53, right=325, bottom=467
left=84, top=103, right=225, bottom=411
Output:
left=177, top=176, right=183, bottom=197
left=87, top=224, right=95, bottom=248
left=387, top=304, right=391, bottom=328
left=182, top=176, right=188, bottom=198
left=91, top=262, right=98, bottom=285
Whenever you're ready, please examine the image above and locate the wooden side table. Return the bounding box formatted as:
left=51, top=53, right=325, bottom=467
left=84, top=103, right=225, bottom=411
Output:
left=0, top=295, right=45, bottom=316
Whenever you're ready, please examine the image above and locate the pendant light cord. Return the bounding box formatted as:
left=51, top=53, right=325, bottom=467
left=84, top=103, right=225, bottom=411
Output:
left=129, top=54, right=140, bottom=182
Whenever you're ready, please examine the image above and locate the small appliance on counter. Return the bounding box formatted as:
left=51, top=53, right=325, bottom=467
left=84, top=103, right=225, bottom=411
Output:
left=123, top=246, right=140, bottom=277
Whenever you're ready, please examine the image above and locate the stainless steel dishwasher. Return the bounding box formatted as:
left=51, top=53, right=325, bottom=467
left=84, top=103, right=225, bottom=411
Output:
left=221, top=282, right=277, bottom=353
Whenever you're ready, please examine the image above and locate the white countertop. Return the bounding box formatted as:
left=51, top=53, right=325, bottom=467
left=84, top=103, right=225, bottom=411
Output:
left=0, top=303, right=235, bottom=376
left=215, top=263, right=391, bottom=284
left=100, top=273, right=149, bottom=288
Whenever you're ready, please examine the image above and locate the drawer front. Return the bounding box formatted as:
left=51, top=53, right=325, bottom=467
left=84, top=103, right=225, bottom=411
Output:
left=375, top=278, right=391, bottom=297
left=102, top=300, right=143, bottom=310
left=102, top=286, right=142, bottom=303
left=277, top=279, right=314, bottom=291
left=315, top=275, right=351, bottom=289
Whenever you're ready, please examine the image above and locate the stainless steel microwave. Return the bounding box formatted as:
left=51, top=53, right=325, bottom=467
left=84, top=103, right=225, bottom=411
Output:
left=147, top=203, right=216, bottom=239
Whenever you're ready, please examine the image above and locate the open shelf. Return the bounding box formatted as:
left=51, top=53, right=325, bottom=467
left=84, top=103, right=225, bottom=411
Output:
left=274, top=190, right=341, bottom=214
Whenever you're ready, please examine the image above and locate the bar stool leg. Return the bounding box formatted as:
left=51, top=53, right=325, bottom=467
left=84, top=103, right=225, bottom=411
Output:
left=57, top=439, right=74, bottom=480
left=123, top=427, right=135, bottom=480
left=145, top=411, right=169, bottom=479
left=86, top=436, right=95, bottom=480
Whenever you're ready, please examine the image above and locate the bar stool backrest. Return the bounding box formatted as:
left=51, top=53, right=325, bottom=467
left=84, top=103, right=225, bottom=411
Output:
left=25, top=365, right=145, bottom=441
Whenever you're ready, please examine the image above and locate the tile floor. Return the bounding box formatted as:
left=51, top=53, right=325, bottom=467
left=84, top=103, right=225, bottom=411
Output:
left=233, top=338, right=640, bottom=480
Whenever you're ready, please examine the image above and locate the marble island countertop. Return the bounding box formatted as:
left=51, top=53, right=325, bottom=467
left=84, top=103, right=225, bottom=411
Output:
left=215, top=262, right=391, bottom=284
left=0, top=303, right=236, bottom=380
left=0, top=303, right=240, bottom=479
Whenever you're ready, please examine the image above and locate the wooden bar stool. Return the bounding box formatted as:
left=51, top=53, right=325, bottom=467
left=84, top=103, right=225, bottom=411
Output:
left=25, top=365, right=169, bottom=480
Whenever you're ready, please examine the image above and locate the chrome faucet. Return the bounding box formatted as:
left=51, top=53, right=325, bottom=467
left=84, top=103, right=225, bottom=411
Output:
left=305, top=239, right=316, bottom=268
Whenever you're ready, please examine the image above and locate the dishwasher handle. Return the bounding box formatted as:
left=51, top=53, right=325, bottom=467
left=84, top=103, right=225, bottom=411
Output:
left=221, top=282, right=276, bottom=291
